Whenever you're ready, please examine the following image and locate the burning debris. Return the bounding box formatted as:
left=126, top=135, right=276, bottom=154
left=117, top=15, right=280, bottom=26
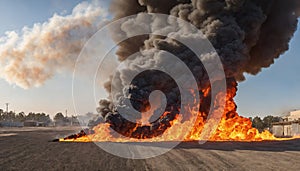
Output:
left=60, top=0, right=300, bottom=142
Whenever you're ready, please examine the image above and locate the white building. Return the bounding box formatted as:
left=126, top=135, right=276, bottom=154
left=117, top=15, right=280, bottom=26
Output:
left=282, top=110, right=300, bottom=121
left=272, top=110, right=300, bottom=137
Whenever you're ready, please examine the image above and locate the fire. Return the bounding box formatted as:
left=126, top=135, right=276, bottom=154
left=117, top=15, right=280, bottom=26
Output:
left=60, top=81, right=292, bottom=143
left=60, top=114, right=278, bottom=143
left=52, top=0, right=300, bottom=143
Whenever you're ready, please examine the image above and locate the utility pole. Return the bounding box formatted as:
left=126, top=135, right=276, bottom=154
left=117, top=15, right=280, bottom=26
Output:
left=71, top=115, right=73, bottom=126
left=5, top=103, right=9, bottom=113
left=65, top=109, right=68, bottom=118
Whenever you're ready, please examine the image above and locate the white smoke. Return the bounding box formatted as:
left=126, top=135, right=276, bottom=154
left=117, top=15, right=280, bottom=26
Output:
left=0, top=0, right=108, bottom=89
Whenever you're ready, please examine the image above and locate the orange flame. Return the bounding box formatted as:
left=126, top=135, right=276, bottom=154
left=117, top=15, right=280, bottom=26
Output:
left=60, top=82, right=292, bottom=142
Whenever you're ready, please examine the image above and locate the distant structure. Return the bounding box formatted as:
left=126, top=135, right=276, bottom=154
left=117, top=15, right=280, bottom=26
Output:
left=272, top=110, right=300, bottom=137
left=69, top=116, right=80, bottom=126
left=5, top=103, right=9, bottom=113
left=24, top=120, right=38, bottom=127
left=282, top=110, right=300, bottom=122
left=53, top=115, right=80, bottom=127
left=22, top=120, right=47, bottom=127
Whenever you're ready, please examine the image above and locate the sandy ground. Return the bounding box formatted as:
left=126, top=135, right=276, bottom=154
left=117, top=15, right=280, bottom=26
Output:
left=1, top=127, right=300, bottom=171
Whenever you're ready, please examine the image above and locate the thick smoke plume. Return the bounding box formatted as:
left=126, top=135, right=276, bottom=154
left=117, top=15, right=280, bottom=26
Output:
left=0, top=1, right=108, bottom=89
left=111, top=0, right=300, bottom=80
left=94, top=0, right=300, bottom=139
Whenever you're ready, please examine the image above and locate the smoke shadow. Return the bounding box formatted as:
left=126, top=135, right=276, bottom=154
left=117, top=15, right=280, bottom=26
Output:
left=92, top=139, right=300, bottom=152
left=174, top=139, right=300, bottom=152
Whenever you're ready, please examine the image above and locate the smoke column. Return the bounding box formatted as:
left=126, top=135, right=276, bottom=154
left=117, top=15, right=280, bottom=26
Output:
left=0, top=1, right=108, bottom=89
left=94, top=0, right=300, bottom=140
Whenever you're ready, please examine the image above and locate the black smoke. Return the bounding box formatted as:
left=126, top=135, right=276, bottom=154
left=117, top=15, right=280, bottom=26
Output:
left=94, top=0, right=300, bottom=139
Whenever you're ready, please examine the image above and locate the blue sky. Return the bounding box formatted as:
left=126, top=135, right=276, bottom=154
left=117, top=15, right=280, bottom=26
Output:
left=0, top=0, right=82, bottom=35
left=0, top=0, right=95, bottom=116
left=236, top=26, right=300, bottom=117
left=0, top=0, right=299, bottom=118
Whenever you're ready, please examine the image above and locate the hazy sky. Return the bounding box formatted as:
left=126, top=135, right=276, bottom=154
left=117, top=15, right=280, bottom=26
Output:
left=0, top=0, right=299, bottom=118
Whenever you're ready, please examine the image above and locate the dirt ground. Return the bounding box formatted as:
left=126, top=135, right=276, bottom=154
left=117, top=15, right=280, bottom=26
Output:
left=1, top=127, right=300, bottom=171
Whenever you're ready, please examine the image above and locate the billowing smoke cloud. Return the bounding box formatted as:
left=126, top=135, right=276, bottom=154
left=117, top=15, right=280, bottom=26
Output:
left=110, top=0, right=300, bottom=80
left=0, top=0, right=108, bottom=89
left=94, top=0, right=300, bottom=139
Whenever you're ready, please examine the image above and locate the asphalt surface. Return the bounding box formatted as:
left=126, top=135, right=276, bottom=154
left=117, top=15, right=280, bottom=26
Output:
left=1, top=127, right=300, bottom=171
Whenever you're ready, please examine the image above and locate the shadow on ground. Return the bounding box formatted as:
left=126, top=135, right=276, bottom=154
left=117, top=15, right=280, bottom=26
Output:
left=60, top=138, right=300, bottom=152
